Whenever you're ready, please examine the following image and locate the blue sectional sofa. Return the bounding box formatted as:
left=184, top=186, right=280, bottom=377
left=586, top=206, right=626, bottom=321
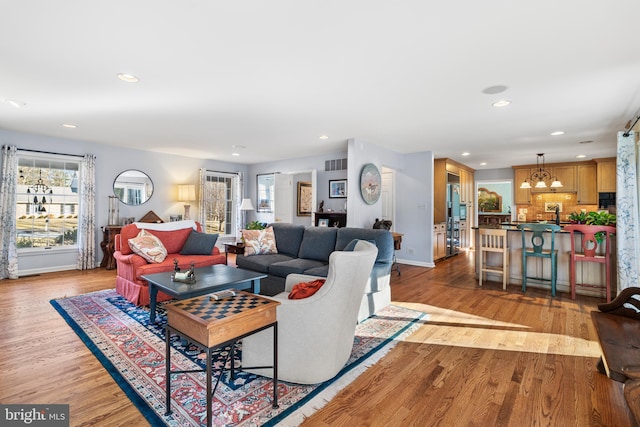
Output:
left=236, top=223, right=394, bottom=321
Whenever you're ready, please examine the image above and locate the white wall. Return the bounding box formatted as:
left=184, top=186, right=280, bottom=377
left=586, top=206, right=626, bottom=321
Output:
left=0, top=129, right=247, bottom=274
left=2, top=129, right=439, bottom=273
left=347, top=138, right=435, bottom=267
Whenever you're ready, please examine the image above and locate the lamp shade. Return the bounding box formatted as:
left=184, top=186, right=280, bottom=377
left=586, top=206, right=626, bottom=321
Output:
left=177, top=184, right=196, bottom=202
left=240, top=198, right=255, bottom=211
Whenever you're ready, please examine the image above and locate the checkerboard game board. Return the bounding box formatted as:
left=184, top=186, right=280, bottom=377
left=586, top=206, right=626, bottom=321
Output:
left=171, top=291, right=272, bottom=321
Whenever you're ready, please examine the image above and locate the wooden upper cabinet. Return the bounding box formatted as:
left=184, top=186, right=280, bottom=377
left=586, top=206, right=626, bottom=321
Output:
left=514, top=161, right=596, bottom=205
left=460, top=169, right=474, bottom=204
left=596, top=159, right=616, bottom=193
left=514, top=168, right=532, bottom=204
left=553, top=165, right=576, bottom=192
left=577, top=164, right=597, bottom=204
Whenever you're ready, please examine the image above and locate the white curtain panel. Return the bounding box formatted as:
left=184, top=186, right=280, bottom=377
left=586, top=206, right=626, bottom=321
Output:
left=616, top=131, right=640, bottom=290
left=198, top=168, right=206, bottom=225
left=0, top=145, right=19, bottom=279
left=76, top=154, right=97, bottom=270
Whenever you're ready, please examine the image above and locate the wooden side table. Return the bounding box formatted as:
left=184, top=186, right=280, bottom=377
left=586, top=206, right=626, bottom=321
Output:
left=164, top=291, right=280, bottom=427
left=224, top=242, right=245, bottom=264
left=100, top=225, right=122, bottom=270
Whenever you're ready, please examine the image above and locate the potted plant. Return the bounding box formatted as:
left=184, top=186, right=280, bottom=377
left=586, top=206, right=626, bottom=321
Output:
left=568, top=211, right=588, bottom=224
left=245, top=220, right=266, bottom=230
left=585, top=211, right=616, bottom=244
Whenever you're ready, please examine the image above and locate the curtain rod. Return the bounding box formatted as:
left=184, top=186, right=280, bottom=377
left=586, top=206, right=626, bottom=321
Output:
left=206, top=169, right=241, bottom=175
left=623, top=115, right=640, bottom=137
left=18, top=148, right=86, bottom=159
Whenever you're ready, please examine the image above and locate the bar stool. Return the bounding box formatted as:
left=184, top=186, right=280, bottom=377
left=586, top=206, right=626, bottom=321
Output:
left=564, top=224, right=616, bottom=302
left=478, top=228, right=509, bottom=289
left=517, top=223, right=561, bottom=296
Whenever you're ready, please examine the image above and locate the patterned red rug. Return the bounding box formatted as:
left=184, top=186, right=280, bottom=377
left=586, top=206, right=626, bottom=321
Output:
left=51, top=290, right=426, bottom=426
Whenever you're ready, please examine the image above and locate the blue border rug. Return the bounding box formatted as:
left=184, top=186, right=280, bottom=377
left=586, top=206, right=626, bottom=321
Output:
left=51, top=290, right=426, bottom=426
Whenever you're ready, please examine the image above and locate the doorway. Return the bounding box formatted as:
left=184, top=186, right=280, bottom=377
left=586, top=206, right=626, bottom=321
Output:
left=381, top=167, right=395, bottom=230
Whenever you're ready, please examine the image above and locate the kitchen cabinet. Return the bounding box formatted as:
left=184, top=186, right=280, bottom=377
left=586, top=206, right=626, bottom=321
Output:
left=459, top=220, right=468, bottom=249
left=596, top=158, right=616, bottom=193
left=514, top=168, right=532, bottom=204
left=529, top=166, right=576, bottom=193
left=514, top=162, right=595, bottom=204
left=553, top=165, right=576, bottom=192
left=460, top=169, right=474, bottom=204
left=577, top=164, right=597, bottom=204
left=433, top=222, right=447, bottom=260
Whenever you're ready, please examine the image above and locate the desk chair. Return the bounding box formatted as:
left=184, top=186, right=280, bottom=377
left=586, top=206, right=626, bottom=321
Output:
left=518, top=223, right=561, bottom=296
left=564, top=224, right=616, bottom=302
left=478, top=228, right=509, bottom=289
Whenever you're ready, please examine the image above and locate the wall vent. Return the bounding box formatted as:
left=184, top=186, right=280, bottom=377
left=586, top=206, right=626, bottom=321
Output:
left=325, top=158, right=348, bottom=171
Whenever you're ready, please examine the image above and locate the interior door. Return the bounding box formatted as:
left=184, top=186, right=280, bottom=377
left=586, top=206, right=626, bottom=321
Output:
left=274, top=174, right=293, bottom=223
left=381, top=168, right=395, bottom=229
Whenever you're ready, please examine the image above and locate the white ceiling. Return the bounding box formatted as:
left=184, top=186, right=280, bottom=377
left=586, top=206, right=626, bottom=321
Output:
left=1, top=1, right=640, bottom=169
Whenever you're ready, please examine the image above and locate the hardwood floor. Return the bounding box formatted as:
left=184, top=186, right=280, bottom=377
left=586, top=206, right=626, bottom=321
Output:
left=0, top=250, right=634, bottom=426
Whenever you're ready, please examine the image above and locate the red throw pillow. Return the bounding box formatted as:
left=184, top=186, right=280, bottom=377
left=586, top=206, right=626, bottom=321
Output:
left=288, top=279, right=326, bottom=299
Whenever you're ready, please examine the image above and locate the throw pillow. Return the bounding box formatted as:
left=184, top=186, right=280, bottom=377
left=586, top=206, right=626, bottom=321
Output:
left=343, top=239, right=376, bottom=252
left=128, top=229, right=168, bottom=263
left=180, top=230, right=218, bottom=255
left=288, top=279, right=326, bottom=299
left=242, top=226, right=278, bottom=256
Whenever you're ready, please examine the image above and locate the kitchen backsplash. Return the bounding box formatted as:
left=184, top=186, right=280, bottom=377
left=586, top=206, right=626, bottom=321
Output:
left=515, top=192, right=598, bottom=222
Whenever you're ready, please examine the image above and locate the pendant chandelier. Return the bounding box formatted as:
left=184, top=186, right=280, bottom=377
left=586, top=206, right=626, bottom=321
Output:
left=25, top=169, right=53, bottom=211
left=519, top=153, right=563, bottom=190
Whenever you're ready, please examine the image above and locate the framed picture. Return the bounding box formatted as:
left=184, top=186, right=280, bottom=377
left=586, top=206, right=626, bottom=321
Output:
left=318, top=218, right=329, bottom=227
left=545, top=202, right=562, bottom=213
left=329, top=179, right=347, bottom=199
left=257, top=173, right=275, bottom=212
left=297, top=182, right=312, bottom=216
left=169, top=214, right=183, bottom=222
left=478, top=188, right=502, bottom=212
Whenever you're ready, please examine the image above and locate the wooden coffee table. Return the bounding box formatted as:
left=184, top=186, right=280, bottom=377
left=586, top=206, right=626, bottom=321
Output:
left=142, top=264, right=267, bottom=323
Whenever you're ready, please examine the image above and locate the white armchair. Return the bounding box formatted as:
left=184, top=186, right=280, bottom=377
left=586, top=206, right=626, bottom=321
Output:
left=241, top=240, right=378, bottom=384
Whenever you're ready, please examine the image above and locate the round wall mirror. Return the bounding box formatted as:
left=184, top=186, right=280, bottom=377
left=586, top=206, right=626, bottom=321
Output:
left=113, top=170, right=153, bottom=205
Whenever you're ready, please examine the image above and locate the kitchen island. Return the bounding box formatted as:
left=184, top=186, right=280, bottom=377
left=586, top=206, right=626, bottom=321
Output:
left=474, top=224, right=617, bottom=299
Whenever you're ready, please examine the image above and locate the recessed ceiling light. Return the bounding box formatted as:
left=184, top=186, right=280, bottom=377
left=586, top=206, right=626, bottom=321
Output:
left=480, top=162, right=487, bottom=166
left=461, top=152, right=470, bottom=156
left=492, top=100, right=511, bottom=107
left=550, top=131, right=565, bottom=136
left=232, top=144, right=246, bottom=149
left=117, top=73, right=139, bottom=83
left=482, top=85, right=508, bottom=95
left=2, top=98, right=26, bottom=108
left=576, top=154, right=587, bottom=158
left=61, top=123, right=77, bottom=129
left=319, top=135, right=329, bottom=140
left=232, top=153, right=240, bottom=157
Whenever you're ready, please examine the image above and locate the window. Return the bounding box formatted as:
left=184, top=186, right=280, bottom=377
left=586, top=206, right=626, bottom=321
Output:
left=202, top=172, right=237, bottom=236
left=16, top=155, right=80, bottom=250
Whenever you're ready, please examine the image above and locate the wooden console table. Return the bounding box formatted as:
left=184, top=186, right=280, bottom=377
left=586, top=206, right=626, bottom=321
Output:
left=100, top=225, right=122, bottom=270
left=315, top=212, right=347, bottom=227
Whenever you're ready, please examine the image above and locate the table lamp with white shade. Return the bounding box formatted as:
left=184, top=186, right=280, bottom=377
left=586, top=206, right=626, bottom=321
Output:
left=177, top=184, right=196, bottom=220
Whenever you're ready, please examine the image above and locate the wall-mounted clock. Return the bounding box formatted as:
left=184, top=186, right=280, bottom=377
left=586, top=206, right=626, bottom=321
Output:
left=360, top=163, right=381, bottom=205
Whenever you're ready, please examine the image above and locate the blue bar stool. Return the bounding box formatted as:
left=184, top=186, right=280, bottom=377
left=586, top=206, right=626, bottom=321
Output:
left=517, top=223, right=561, bottom=296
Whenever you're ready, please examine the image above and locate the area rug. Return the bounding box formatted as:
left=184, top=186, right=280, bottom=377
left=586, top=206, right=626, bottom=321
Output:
left=51, top=290, right=426, bottom=426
